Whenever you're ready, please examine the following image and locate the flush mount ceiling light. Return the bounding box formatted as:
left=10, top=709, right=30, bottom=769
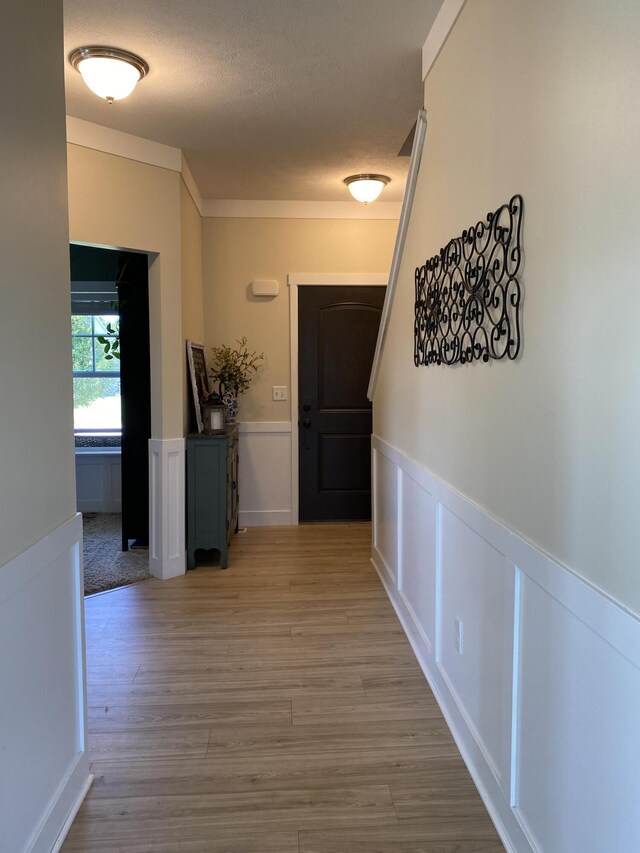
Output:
left=344, top=174, right=390, bottom=204
left=69, top=46, right=149, bottom=104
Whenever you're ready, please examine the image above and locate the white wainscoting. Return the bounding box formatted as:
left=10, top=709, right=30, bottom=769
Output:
left=75, top=448, right=121, bottom=513
left=149, top=438, right=186, bottom=579
left=0, top=513, right=92, bottom=853
left=238, top=422, right=292, bottom=526
left=372, top=435, right=640, bottom=853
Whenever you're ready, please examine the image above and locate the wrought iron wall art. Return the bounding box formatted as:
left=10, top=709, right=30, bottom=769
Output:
left=414, top=194, right=523, bottom=367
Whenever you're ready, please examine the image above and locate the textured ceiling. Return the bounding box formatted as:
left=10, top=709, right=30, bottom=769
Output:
left=63, top=0, right=442, bottom=200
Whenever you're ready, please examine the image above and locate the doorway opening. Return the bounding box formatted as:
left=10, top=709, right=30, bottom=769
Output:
left=293, top=280, right=386, bottom=522
left=70, top=244, right=152, bottom=594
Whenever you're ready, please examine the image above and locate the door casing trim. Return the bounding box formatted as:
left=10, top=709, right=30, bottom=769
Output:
left=287, top=274, right=388, bottom=525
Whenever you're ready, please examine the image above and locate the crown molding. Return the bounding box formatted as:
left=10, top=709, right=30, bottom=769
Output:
left=180, top=155, right=204, bottom=215
left=66, top=117, right=401, bottom=220
left=66, top=116, right=182, bottom=172
left=422, top=0, right=467, bottom=81
left=201, top=199, right=402, bottom=220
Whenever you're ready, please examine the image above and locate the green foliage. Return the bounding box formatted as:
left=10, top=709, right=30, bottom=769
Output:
left=209, top=337, right=264, bottom=397
left=72, top=336, right=93, bottom=372
left=71, top=313, right=121, bottom=414
left=71, top=313, right=121, bottom=364
left=73, top=376, right=120, bottom=409
left=71, top=315, right=91, bottom=335
left=97, top=320, right=120, bottom=361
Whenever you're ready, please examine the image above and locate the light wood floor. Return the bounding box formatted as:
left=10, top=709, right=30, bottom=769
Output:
left=63, top=524, right=504, bottom=852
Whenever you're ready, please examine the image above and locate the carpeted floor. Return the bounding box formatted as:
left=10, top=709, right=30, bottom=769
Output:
left=82, top=513, right=151, bottom=595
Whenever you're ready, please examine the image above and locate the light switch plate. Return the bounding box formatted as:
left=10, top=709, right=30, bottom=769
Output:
left=272, top=386, right=288, bottom=401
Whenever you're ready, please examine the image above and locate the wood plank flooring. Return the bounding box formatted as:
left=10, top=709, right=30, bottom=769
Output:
left=63, top=524, right=504, bottom=852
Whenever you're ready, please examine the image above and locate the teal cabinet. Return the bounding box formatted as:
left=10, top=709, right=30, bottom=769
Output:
left=186, top=427, right=239, bottom=569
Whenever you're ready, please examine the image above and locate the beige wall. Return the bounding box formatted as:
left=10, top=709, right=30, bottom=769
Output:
left=374, top=0, right=640, bottom=613
left=0, top=0, right=76, bottom=566
left=202, top=217, right=398, bottom=421
left=67, top=145, right=183, bottom=439
left=180, top=180, right=204, bottom=432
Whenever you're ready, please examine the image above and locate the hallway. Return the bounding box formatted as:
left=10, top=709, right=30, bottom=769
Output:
left=63, top=524, right=503, bottom=852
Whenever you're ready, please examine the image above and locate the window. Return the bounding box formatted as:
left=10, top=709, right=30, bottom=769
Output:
left=72, top=314, right=121, bottom=433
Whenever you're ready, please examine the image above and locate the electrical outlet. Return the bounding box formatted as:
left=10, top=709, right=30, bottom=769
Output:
left=455, top=618, right=464, bottom=655
left=272, top=385, right=288, bottom=401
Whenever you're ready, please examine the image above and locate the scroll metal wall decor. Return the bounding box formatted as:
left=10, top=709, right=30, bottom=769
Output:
left=414, top=194, right=523, bottom=366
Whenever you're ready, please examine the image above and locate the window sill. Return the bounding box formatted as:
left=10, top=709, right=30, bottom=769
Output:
left=75, top=447, right=121, bottom=456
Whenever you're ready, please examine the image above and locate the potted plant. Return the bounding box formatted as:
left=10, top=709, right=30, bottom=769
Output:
left=208, top=337, right=264, bottom=423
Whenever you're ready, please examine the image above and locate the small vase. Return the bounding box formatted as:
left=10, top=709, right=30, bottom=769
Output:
left=222, top=390, right=239, bottom=424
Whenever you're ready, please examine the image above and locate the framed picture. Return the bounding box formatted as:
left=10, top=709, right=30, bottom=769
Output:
left=186, top=340, right=210, bottom=433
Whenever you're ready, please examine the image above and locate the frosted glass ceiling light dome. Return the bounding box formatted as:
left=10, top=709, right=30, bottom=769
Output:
left=344, top=174, right=390, bottom=204
left=69, top=47, right=149, bottom=103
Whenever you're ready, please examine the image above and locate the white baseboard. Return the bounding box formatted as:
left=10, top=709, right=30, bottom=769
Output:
left=239, top=510, right=293, bottom=527
left=149, top=438, right=186, bottom=580
left=372, top=435, right=640, bottom=853
left=0, top=514, right=90, bottom=853
left=50, top=773, right=94, bottom=853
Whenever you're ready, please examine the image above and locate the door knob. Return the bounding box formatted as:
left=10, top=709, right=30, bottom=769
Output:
left=302, top=403, right=311, bottom=412
left=302, top=418, right=311, bottom=428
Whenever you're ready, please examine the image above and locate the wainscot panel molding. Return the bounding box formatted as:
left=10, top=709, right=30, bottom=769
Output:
left=237, top=422, right=292, bottom=527
left=371, top=435, right=640, bottom=853
left=0, top=513, right=93, bottom=853
left=149, top=438, right=186, bottom=579
left=75, top=448, right=121, bottom=513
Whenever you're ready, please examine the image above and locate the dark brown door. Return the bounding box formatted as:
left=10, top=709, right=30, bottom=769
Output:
left=298, top=285, right=385, bottom=521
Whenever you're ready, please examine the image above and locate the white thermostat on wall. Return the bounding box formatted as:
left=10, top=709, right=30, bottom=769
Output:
left=251, top=279, right=279, bottom=298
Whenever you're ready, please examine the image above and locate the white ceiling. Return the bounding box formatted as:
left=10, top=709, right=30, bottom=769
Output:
left=63, top=0, right=442, bottom=201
